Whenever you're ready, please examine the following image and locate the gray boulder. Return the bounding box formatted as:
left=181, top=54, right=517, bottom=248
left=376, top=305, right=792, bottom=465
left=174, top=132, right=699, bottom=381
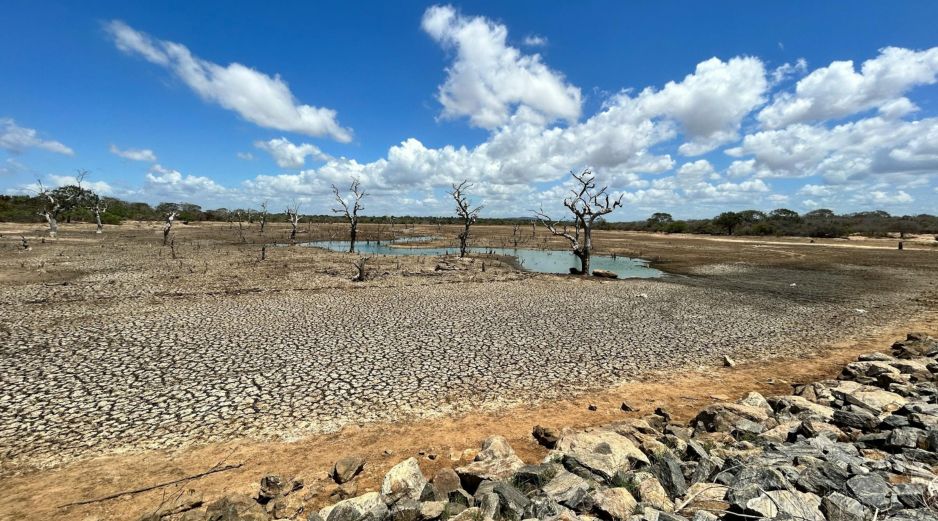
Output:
left=381, top=458, right=427, bottom=502
left=845, top=473, right=893, bottom=511
left=821, top=492, right=871, bottom=521
left=455, top=436, right=524, bottom=493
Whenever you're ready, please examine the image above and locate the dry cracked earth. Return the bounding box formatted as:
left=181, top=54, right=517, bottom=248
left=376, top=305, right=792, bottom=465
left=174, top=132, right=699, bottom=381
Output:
left=1, top=223, right=938, bottom=472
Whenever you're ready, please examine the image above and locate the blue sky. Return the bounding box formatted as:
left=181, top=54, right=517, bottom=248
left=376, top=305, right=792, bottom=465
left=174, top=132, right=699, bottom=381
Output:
left=2, top=1, right=938, bottom=219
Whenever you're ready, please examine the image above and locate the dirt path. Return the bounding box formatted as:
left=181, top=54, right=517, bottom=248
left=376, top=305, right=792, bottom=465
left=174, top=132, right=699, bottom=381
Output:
left=2, top=311, right=934, bottom=521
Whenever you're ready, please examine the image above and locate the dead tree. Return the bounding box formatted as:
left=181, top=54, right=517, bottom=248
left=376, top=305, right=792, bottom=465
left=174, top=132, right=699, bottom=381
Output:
left=34, top=172, right=87, bottom=238
left=35, top=180, right=63, bottom=238
left=162, top=210, right=178, bottom=246
left=258, top=200, right=269, bottom=234
left=234, top=210, right=246, bottom=243
left=88, top=194, right=108, bottom=234
left=286, top=202, right=301, bottom=242
left=352, top=257, right=367, bottom=282
left=332, top=179, right=365, bottom=253
left=449, top=181, right=483, bottom=258
left=511, top=223, right=525, bottom=248
left=534, top=169, right=623, bottom=275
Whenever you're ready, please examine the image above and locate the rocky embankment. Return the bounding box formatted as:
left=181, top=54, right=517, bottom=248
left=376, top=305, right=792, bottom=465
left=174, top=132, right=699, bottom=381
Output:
left=141, top=333, right=938, bottom=521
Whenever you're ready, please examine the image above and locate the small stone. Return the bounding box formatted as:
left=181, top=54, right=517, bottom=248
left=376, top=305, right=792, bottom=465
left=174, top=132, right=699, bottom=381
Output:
left=533, top=425, right=560, bottom=449
left=655, top=407, right=673, bottom=422
left=332, top=455, right=365, bottom=484
left=419, top=501, right=446, bottom=520
left=723, top=355, right=736, bottom=368
left=259, top=474, right=287, bottom=501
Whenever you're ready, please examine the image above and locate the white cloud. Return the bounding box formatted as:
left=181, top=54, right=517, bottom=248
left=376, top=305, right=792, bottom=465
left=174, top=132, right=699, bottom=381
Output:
left=0, top=158, right=28, bottom=176
left=758, top=46, right=938, bottom=128
left=48, top=174, right=114, bottom=195
left=422, top=5, right=581, bottom=129
left=109, top=144, right=157, bottom=161
left=145, top=164, right=228, bottom=198
left=728, top=115, right=938, bottom=185
left=0, top=118, right=74, bottom=155
left=105, top=20, right=352, bottom=142
left=770, top=59, right=807, bottom=85
left=254, top=137, right=331, bottom=168
left=236, top=152, right=254, bottom=160
left=855, top=190, right=914, bottom=205
left=23, top=28, right=929, bottom=218
left=798, top=184, right=834, bottom=197
left=636, top=56, right=768, bottom=155
left=726, top=159, right=756, bottom=178
left=522, top=35, right=548, bottom=47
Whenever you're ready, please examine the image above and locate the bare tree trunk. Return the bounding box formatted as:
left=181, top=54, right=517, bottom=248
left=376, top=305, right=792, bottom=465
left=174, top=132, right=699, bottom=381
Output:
left=43, top=212, right=58, bottom=238
left=163, top=211, right=177, bottom=246
left=259, top=200, right=268, bottom=234
left=332, top=179, right=365, bottom=254
left=352, top=257, right=366, bottom=281
left=580, top=227, right=592, bottom=274
left=458, top=227, right=469, bottom=257
left=534, top=169, right=622, bottom=277
left=577, top=249, right=590, bottom=274
left=94, top=210, right=103, bottom=234
left=449, top=181, right=482, bottom=258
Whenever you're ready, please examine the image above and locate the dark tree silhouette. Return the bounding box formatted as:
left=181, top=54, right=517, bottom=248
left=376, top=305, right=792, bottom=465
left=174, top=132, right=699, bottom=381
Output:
left=449, top=180, right=483, bottom=258
left=332, top=179, right=365, bottom=253
left=534, top=169, right=623, bottom=275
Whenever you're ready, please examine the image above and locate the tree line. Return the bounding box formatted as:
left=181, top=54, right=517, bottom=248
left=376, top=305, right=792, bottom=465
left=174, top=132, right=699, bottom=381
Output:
left=603, top=209, right=938, bottom=238
left=4, top=171, right=936, bottom=253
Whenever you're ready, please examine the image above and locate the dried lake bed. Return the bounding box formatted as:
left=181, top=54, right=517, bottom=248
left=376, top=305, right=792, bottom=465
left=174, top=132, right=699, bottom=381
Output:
left=1, top=222, right=937, bottom=469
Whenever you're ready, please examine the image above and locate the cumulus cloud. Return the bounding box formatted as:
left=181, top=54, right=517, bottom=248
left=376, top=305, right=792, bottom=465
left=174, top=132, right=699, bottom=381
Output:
left=145, top=164, right=228, bottom=198
left=635, top=56, right=768, bottom=155
left=48, top=174, right=114, bottom=195
left=105, top=20, right=352, bottom=142
left=422, top=5, right=581, bottom=128
left=48, top=22, right=933, bottom=217
left=758, top=46, right=938, bottom=128
left=727, top=115, right=938, bottom=185
left=109, top=144, right=157, bottom=162
left=0, top=118, right=74, bottom=155
left=855, top=190, right=914, bottom=206
left=254, top=137, right=331, bottom=168
left=770, top=59, right=807, bottom=85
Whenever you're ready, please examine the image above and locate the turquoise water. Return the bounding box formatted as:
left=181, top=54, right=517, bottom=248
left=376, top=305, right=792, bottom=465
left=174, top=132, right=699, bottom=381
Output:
left=305, top=239, right=663, bottom=278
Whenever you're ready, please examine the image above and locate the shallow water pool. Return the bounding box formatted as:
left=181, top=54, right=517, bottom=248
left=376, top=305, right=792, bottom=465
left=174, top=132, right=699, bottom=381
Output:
left=305, top=239, right=663, bottom=278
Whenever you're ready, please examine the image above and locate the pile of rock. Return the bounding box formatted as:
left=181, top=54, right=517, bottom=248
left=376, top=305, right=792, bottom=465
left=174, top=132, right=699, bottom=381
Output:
left=158, top=333, right=938, bottom=520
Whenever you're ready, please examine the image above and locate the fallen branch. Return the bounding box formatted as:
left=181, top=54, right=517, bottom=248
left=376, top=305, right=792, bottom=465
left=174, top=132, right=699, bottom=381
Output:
left=57, top=462, right=243, bottom=508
